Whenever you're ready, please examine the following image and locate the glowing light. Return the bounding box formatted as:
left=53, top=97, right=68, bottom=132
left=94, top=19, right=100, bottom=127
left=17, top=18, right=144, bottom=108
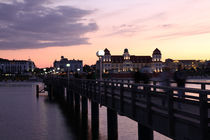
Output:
left=66, top=64, right=70, bottom=67
left=96, top=50, right=105, bottom=57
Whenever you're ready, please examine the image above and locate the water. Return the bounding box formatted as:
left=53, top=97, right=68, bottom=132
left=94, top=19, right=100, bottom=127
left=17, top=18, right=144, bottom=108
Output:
left=0, top=82, right=76, bottom=140
left=0, top=79, right=208, bottom=140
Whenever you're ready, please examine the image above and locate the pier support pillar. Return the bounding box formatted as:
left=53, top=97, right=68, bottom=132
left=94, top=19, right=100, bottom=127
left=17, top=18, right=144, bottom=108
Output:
left=75, top=93, right=80, bottom=117
left=66, top=87, right=74, bottom=112
left=66, top=87, right=70, bottom=103
left=107, top=108, right=118, bottom=140
left=82, top=96, right=88, bottom=121
left=60, top=86, right=65, bottom=100
left=48, top=84, right=53, bottom=100
left=138, top=123, right=153, bottom=140
left=91, top=101, right=99, bottom=140
left=68, top=87, right=74, bottom=110
left=81, top=96, right=88, bottom=140
left=36, top=85, right=39, bottom=97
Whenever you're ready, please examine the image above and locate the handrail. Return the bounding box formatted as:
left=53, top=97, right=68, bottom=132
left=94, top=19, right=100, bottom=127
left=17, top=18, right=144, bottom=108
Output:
left=45, top=77, right=210, bottom=140
left=104, top=78, right=210, bottom=85
left=46, top=77, right=210, bottom=98
left=45, top=76, right=210, bottom=85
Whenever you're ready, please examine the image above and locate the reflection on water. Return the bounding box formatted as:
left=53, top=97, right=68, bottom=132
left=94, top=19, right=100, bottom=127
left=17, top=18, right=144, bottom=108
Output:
left=93, top=103, right=170, bottom=140
left=0, top=82, right=76, bottom=140
left=1, top=79, right=208, bottom=140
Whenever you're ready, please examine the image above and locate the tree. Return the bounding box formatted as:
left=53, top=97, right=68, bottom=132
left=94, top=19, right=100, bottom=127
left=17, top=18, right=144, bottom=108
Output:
left=83, top=65, right=91, bottom=73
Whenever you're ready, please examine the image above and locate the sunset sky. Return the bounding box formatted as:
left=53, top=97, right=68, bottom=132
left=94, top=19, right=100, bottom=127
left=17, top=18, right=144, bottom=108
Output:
left=0, top=0, right=210, bottom=68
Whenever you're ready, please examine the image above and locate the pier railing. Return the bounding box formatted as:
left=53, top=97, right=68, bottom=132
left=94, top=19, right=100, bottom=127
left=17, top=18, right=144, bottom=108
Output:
left=45, top=77, right=210, bottom=140
left=104, top=78, right=210, bottom=91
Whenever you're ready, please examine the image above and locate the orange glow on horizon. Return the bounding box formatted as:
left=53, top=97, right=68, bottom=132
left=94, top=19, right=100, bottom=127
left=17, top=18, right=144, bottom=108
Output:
left=0, top=0, right=210, bottom=68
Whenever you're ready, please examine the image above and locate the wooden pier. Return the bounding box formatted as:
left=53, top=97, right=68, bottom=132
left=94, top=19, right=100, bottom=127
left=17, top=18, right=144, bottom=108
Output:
left=44, top=77, right=210, bottom=140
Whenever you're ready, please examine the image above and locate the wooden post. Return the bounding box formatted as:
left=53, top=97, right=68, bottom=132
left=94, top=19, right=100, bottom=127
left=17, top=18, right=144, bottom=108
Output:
left=201, top=83, right=206, bottom=90
left=57, top=80, right=63, bottom=100
left=78, top=80, right=82, bottom=95
left=84, top=80, right=87, bottom=97
left=94, top=81, right=97, bottom=101
left=107, top=108, right=118, bottom=140
left=69, top=83, right=74, bottom=110
left=88, top=81, right=91, bottom=98
left=66, top=87, right=69, bottom=102
left=104, top=81, right=108, bottom=105
left=82, top=96, right=88, bottom=119
left=199, top=91, right=208, bottom=140
left=91, top=101, right=99, bottom=140
left=145, top=86, right=152, bottom=124
left=120, top=83, right=124, bottom=114
left=153, top=81, right=157, bottom=92
left=80, top=80, right=84, bottom=96
left=168, top=89, right=174, bottom=137
left=131, top=84, right=137, bottom=118
left=81, top=96, right=88, bottom=139
left=36, top=85, right=39, bottom=97
left=75, top=93, right=80, bottom=117
left=111, top=82, right=115, bottom=108
left=138, top=123, right=153, bottom=140
left=48, top=84, right=52, bottom=100
left=98, top=81, right=102, bottom=105
left=86, top=81, right=89, bottom=97
left=90, top=81, right=93, bottom=99
left=61, top=84, right=65, bottom=100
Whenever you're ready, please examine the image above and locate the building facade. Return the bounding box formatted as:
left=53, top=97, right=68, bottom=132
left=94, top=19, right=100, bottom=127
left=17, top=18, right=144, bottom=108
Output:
left=205, top=61, right=210, bottom=69
left=100, top=48, right=162, bottom=73
left=164, top=59, right=203, bottom=71
left=152, top=48, right=162, bottom=72
left=54, top=56, right=83, bottom=73
left=0, top=58, right=35, bottom=74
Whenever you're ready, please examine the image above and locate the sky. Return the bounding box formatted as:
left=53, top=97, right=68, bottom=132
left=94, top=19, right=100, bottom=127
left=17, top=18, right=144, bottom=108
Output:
left=0, top=0, right=210, bottom=68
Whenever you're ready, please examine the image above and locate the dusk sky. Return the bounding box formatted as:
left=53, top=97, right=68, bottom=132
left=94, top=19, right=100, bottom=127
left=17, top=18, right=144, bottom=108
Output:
left=0, top=0, right=210, bottom=68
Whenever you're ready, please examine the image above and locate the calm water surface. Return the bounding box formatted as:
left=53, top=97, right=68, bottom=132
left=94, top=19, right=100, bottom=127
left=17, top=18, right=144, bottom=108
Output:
left=0, top=82, right=76, bottom=140
left=0, top=80, right=208, bottom=140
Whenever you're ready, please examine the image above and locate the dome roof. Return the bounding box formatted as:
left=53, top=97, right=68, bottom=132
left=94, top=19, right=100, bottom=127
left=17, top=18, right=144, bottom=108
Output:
left=153, top=48, right=161, bottom=55
left=104, top=48, right=110, bottom=55
left=124, top=48, right=129, bottom=53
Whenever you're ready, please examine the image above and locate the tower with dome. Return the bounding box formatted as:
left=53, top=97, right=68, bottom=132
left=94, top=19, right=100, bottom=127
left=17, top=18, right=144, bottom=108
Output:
left=152, top=48, right=163, bottom=72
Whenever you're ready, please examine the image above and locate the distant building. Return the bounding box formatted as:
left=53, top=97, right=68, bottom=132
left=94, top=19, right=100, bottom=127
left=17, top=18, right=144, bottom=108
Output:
left=98, top=48, right=162, bottom=73
left=53, top=56, right=83, bottom=73
left=164, top=59, right=202, bottom=71
left=152, top=48, right=162, bottom=72
left=0, top=58, right=35, bottom=74
left=204, top=61, right=210, bottom=69
left=164, top=59, right=177, bottom=71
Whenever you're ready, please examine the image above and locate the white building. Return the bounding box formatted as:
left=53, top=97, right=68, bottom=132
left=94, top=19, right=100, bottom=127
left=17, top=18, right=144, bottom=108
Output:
left=98, top=48, right=162, bottom=73
left=152, top=48, right=163, bottom=72
left=54, top=56, right=83, bottom=73
left=0, top=58, right=35, bottom=74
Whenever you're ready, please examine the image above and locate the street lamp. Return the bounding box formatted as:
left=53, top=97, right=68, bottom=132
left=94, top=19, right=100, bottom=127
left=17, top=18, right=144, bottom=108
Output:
left=57, top=67, right=60, bottom=74
left=96, top=50, right=105, bottom=80
left=43, top=68, right=46, bottom=75
left=66, top=63, right=70, bottom=88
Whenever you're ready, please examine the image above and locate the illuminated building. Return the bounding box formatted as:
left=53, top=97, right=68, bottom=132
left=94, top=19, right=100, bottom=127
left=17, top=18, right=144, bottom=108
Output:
left=100, top=48, right=162, bottom=73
